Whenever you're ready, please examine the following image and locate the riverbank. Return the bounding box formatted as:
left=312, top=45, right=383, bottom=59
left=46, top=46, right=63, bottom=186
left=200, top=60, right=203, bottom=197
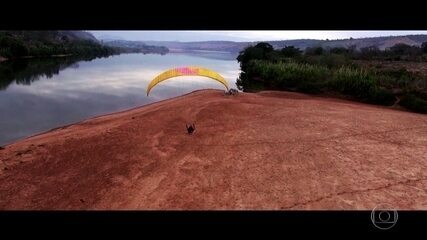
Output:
left=1, top=89, right=426, bottom=209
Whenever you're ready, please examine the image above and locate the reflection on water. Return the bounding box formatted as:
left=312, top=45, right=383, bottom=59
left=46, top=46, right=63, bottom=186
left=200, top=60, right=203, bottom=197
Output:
left=0, top=52, right=240, bottom=146
left=0, top=55, right=109, bottom=90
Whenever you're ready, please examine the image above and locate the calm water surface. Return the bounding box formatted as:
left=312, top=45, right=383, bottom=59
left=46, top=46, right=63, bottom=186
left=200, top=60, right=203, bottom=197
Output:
left=0, top=52, right=240, bottom=146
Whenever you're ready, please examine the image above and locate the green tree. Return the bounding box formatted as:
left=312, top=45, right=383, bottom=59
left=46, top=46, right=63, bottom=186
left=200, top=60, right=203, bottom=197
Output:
left=330, top=47, right=348, bottom=54
left=236, top=42, right=275, bottom=91
left=359, top=46, right=381, bottom=59
left=388, top=43, right=422, bottom=56
left=0, top=36, right=29, bottom=58
left=280, top=46, right=302, bottom=57
left=389, top=43, right=411, bottom=55
left=305, top=46, right=324, bottom=55
left=237, top=42, right=274, bottom=65
left=422, top=42, right=427, bottom=53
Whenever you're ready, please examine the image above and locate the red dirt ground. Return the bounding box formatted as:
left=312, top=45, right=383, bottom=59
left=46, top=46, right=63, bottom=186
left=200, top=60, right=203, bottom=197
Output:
left=0, top=90, right=426, bottom=210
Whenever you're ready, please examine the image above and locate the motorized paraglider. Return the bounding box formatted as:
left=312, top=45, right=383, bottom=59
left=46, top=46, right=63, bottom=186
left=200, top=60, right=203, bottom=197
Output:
left=146, top=66, right=229, bottom=96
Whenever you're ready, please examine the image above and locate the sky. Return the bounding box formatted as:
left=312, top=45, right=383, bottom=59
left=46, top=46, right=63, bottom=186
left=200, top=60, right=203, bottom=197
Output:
left=89, top=31, right=427, bottom=42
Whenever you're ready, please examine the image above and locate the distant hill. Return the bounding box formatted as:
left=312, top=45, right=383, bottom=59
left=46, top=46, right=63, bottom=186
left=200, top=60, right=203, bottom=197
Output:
left=0, top=31, right=99, bottom=44
left=0, top=31, right=113, bottom=60
left=264, top=35, right=427, bottom=51
left=58, top=31, right=99, bottom=42
left=102, top=40, right=169, bottom=54
left=94, top=34, right=125, bottom=42
left=313, top=35, right=427, bottom=50
left=141, top=40, right=250, bottom=53
left=263, top=35, right=427, bottom=51
left=101, top=40, right=250, bottom=54
left=106, top=35, right=427, bottom=55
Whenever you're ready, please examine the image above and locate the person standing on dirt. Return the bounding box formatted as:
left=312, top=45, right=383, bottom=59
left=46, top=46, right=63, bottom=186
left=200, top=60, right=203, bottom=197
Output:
left=186, top=123, right=196, bottom=135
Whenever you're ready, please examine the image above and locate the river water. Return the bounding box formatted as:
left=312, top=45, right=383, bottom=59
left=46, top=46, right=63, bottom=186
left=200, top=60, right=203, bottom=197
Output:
left=0, top=52, right=240, bottom=146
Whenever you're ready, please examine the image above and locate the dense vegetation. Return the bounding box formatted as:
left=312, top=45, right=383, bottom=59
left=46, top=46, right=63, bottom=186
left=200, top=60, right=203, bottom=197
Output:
left=0, top=31, right=117, bottom=59
left=103, top=40, right=169, bottom=55
left=237, top=42, right=427, bottom=113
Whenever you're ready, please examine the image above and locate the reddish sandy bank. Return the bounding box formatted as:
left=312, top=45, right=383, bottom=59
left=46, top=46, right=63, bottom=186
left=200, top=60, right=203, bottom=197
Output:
left=1, top=90, right=426, bottom=210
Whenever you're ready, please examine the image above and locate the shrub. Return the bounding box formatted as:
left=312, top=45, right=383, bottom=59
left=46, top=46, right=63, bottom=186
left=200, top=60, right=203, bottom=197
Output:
left=367, top=88, right=396, bottom=105
left=399, top=94, right=427, bottom=113
left=329, top=67, right=377, bottom=99
left=244, top=60, right=329, bottom=91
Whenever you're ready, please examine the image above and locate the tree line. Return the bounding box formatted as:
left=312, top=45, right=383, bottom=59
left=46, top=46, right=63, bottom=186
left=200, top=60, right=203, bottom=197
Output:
left=236, top=42, right=427, bottom=113
left=0, top=32, right=117, bottom=59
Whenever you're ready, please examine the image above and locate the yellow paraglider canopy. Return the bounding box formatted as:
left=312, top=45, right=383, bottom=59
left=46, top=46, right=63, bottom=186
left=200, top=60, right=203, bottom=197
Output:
left=146, top=66, right=229, bottom=96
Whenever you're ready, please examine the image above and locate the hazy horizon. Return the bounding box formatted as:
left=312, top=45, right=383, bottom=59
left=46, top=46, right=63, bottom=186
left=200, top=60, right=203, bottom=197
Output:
left=90, top=31, right=427, bottom=42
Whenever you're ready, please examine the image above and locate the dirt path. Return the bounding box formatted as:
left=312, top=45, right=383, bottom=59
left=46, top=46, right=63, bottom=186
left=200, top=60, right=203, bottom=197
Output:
left=0, top=90, right=426, bottom=210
